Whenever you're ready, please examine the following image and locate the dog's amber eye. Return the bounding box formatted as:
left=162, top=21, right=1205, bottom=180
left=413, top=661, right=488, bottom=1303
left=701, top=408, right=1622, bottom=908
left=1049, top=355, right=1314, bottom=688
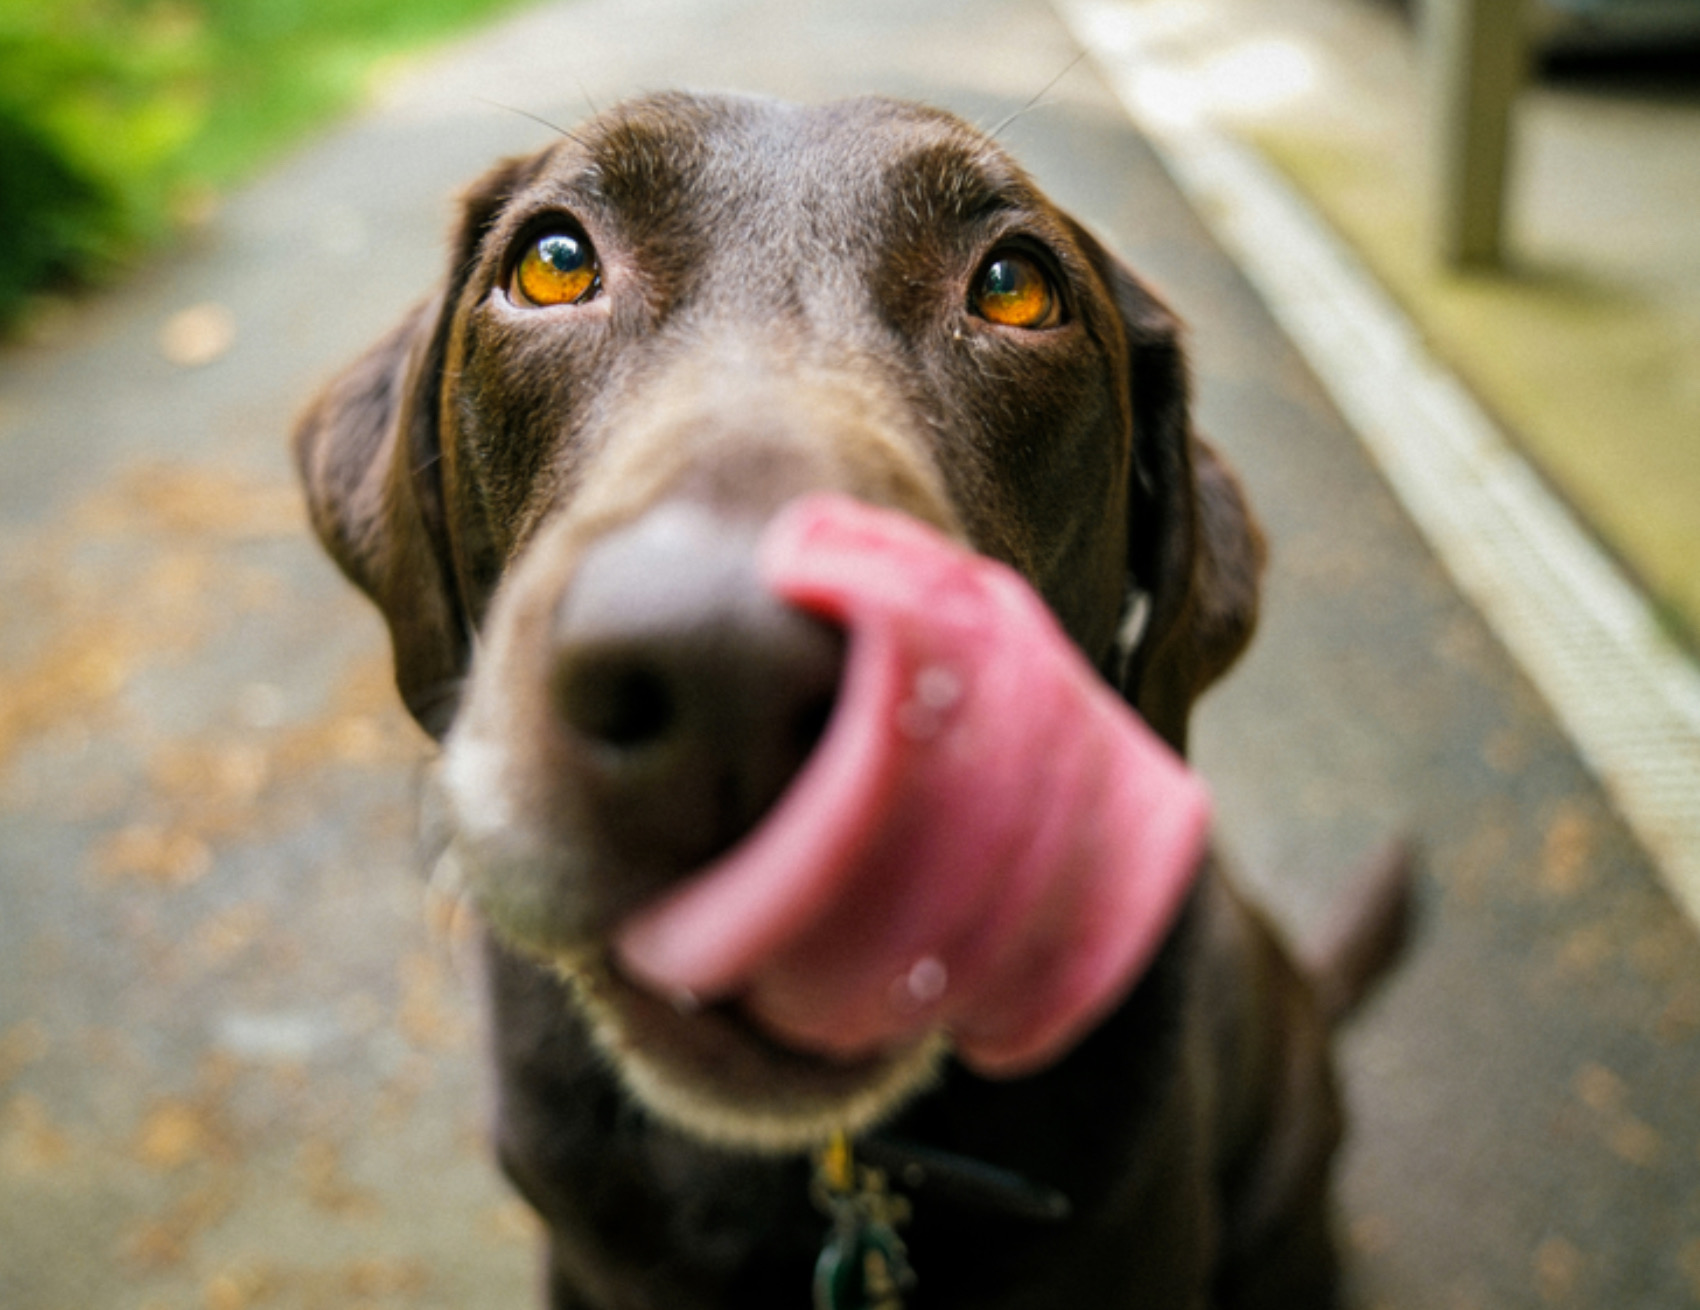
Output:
left=972, top=253, right=1060, bottom=330
left=512, top=231, right=599, bottom=307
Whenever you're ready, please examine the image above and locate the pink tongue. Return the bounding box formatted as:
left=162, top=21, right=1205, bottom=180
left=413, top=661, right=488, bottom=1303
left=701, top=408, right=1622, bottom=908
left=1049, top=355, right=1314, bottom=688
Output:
left=614, top=494, right=1209, bottom=1078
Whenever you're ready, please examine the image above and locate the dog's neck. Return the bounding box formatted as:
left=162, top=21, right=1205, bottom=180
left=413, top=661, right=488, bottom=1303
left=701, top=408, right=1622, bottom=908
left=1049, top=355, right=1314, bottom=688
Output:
left=810, top=1133, right=1072, bottom=1310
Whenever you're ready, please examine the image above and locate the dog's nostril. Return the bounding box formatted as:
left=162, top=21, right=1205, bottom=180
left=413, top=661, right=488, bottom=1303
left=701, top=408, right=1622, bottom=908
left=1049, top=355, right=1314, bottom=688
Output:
left=558, top=658, right=678, bottom=751
left=792, top=691, right=836, bottom=758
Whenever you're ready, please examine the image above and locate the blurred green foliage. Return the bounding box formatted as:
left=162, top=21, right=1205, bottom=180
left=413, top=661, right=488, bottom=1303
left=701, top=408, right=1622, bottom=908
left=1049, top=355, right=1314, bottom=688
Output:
left=0, top=0, right=528, bottom=325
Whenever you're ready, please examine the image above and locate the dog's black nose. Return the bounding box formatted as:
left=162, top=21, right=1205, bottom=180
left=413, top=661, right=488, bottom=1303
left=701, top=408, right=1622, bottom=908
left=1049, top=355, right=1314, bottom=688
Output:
left=551, top=503, right=845, bottom=874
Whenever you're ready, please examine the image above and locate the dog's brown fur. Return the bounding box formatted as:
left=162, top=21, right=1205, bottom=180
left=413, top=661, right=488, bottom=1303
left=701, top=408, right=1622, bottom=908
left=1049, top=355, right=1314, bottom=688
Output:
left=295, top=92, right=1403, bottom=1309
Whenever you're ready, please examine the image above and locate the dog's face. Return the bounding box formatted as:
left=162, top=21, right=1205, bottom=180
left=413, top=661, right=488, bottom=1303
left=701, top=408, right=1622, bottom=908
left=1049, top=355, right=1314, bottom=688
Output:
left=295, top=92, right=1261, bottom=1150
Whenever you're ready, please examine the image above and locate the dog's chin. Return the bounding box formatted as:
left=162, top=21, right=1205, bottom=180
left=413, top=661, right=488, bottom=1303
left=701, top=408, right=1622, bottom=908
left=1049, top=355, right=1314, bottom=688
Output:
left=550, top=951, right=947, bottom=1155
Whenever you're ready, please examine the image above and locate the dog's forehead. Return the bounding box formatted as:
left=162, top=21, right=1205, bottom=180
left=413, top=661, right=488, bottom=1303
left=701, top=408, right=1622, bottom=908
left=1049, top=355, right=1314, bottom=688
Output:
left=555, top=92, right=1038, bottom=229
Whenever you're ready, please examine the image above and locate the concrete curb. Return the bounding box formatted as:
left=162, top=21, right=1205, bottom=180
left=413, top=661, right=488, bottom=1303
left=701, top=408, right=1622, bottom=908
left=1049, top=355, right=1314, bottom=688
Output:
left=1061, top=0, right=1700, bottom=924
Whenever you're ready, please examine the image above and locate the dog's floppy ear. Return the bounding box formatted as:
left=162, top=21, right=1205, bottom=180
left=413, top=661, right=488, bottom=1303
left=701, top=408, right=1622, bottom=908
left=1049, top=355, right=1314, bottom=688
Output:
left=1076, top=229, right=1265, bottom=755
left=293, top=153, right=541, bottom=739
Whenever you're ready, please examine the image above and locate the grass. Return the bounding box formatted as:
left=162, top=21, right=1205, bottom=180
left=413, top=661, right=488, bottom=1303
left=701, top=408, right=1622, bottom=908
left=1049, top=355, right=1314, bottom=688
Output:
left=1254, top=128, right=1700, bottom=649
left=0, top=0, right=535, bottom=325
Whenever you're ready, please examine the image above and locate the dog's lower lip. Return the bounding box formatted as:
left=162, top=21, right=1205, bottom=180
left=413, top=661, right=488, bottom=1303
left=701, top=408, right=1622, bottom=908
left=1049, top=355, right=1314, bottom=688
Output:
left=601, top=954, right=903, bottom=1073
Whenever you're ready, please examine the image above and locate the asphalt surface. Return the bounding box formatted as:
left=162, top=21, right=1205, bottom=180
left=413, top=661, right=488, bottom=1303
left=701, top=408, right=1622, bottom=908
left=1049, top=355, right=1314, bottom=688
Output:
left=2, top=0, right=1698, bottom=1307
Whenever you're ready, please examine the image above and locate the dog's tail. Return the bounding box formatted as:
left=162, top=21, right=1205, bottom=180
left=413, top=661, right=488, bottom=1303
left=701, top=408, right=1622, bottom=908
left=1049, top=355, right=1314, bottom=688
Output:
left=1299, top=840, right=1416, bottom=1026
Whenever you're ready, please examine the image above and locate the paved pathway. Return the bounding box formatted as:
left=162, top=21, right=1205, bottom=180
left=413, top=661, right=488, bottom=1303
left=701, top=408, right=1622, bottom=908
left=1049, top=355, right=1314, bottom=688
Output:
left=2, top=0, right=1697, bottom=1306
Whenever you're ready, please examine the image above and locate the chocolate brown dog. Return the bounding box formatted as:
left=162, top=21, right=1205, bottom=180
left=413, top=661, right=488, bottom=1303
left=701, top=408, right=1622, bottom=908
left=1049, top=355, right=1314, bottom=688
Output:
left=294, top=92, right=1405, bottom=1310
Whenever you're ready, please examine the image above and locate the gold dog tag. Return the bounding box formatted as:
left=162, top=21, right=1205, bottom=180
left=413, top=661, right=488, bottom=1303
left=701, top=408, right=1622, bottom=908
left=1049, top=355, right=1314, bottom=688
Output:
left=812, top=1133, right=914, bottom=1310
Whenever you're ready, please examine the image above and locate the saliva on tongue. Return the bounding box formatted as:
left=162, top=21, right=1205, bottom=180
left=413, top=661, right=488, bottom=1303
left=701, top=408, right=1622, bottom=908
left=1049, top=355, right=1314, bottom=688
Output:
left=615, top=493, right=1210, bottom=1078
